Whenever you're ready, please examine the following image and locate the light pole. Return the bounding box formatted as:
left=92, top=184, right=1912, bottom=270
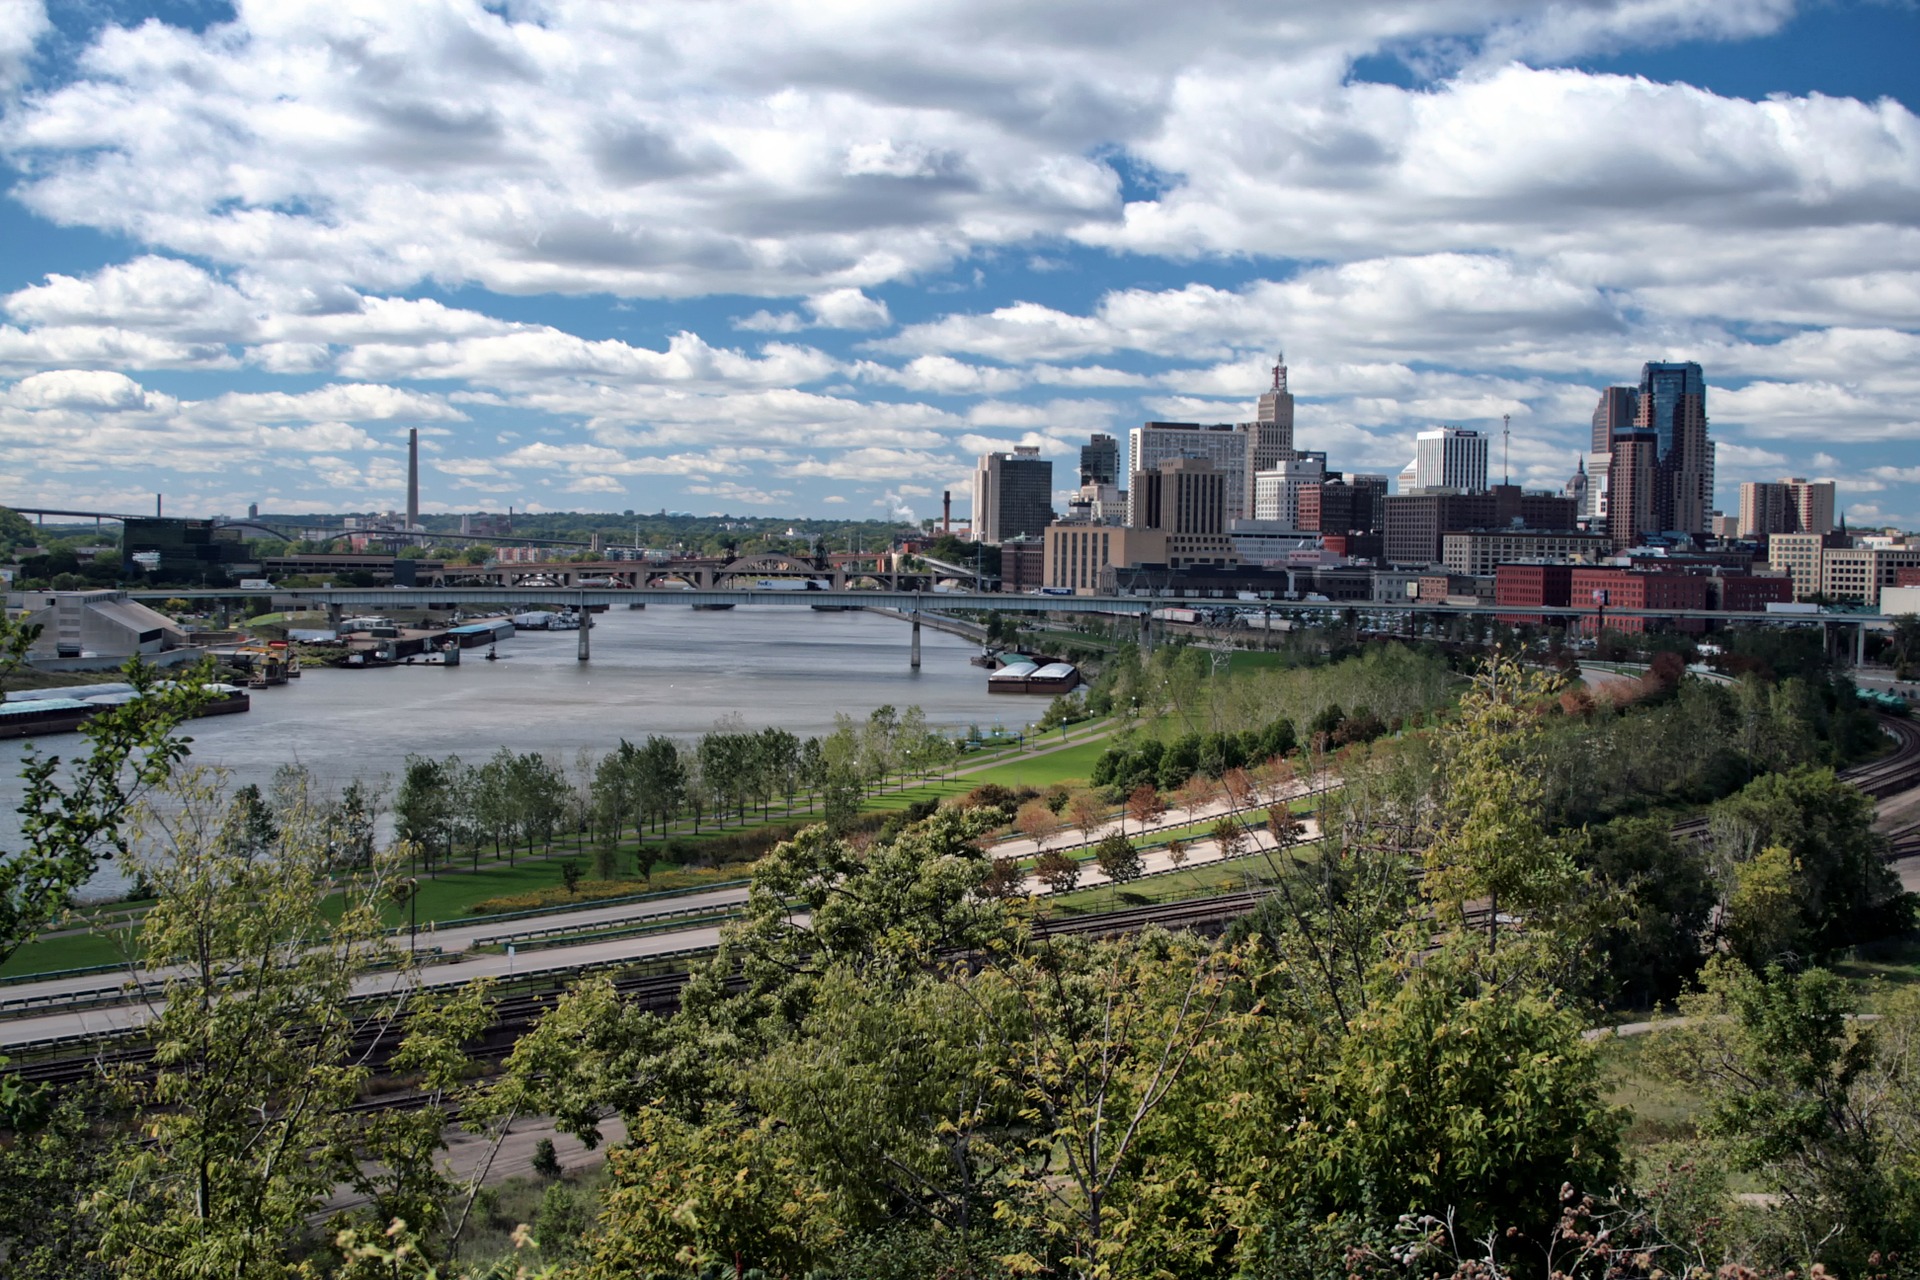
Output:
left=392, top=876, right=420, bottom=959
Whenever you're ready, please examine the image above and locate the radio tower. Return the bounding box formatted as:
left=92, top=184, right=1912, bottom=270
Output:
left=1502, top=413, right=1511, bottom=485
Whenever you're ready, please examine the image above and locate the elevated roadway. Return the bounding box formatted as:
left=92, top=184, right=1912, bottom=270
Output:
left=121, top=584, right=1903, bottom=626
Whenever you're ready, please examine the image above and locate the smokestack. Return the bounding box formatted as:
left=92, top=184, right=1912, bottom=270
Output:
left=407, top=428, right=420, bottom=529
left=156, top=493, right=162, bottom=517
left=942, top=490, right=951, bottom=533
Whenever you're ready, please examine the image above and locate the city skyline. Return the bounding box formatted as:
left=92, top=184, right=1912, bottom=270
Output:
left=0, top=2, right=1916, bottom=526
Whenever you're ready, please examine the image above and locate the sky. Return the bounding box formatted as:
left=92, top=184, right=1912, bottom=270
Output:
left=0, top=0, right=1916, bottom=527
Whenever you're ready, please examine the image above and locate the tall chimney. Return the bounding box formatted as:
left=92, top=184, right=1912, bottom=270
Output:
left=942, top=490, right=951, bottom=533
left=406, top=428, right=420, bottom=528
left=155, top=493, right=162, bottom=517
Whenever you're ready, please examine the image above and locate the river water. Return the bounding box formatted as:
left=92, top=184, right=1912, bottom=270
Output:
left=1, top=608, right=1032, bottom=895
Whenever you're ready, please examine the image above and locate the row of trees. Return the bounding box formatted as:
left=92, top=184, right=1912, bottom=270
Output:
left=393, top=705, right=967, bottom=873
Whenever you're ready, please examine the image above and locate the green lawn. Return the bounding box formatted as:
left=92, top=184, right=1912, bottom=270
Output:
left=960, top=737, right=1111, bottom=789
left=1592, top=1033, right=1707, bottom=1150
left=1225, top=650, right=1298, bottom=675
left=0, top=929, right=127, bottom=977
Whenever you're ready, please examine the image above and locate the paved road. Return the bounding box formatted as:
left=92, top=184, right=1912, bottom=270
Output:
left=0, top=789, right=1319, bottom=1050
left=0, top=921, right=733, bottom=1050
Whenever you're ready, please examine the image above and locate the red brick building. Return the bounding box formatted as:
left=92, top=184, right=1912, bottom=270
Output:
left=1715, top=573, right=1793, bottom=613
left=1568, top=567, right=1709, bottom=633
left=1494, top=563, right=1575, bottom=624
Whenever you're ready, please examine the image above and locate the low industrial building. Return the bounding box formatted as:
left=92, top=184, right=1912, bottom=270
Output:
left=10, top=590, right=188, bottom=659
left=987, top=660, right=1080, bottom=695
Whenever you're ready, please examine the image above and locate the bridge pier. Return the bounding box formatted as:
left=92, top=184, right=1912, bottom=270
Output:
left=1856, top=620, right=1867, bottom=668
left=326, top=602, right=342, bottom=632
left=577, top=594, right=591, bottom=662
left=910, top=604, right=922, bottom=669
left=1138, top=609, right=1152, bottom=652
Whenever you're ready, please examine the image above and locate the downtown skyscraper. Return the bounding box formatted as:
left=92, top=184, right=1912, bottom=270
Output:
left=1589, top=361, right=1714, bottom=542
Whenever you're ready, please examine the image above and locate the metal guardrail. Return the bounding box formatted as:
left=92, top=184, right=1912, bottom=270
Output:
left=471, top=899, right=747, bottom=949
left=0, top=948, right=448, bottom=1021
left=384, top=877, right=751, bottom=939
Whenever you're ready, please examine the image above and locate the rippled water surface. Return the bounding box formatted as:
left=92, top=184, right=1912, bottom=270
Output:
left=2, top=607, right=1034, bottom=891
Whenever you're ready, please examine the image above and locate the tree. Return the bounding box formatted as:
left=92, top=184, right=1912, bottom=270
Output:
left=1015, top=798, right=1062, bottom=851
left=1093, top=831, right=1143, bottom=885
left=1125, top=783, right=1165, bottom=836
left=987, top=933, right=1246, bottom=1278
left=1722, top=844, right=1806, bottom=970
left=395, top=754, right=454, bottom=875
left=1651, top=961, right=1920, bottom=1274
left=1034, top=849, right=1080, bottom=894
left=3, top=638, right=216, bottom=963
left=1578, top=816, right=1715, bottom=1006
left=1294, top=944, right=1623, bottom=1245
left=1420, top=656, right=1585, bottom=955
left=1066, top=789, right=1106, bottom=843
left=980, top=857, right=1029, bottom=900
left=1211, top=815, right=1246, bottom=861
left=1264, top=803, right=1301, bottom=849
left=1710, top=766, right=1915, bottom=960
left=83, top=771, right=484, bottom=1278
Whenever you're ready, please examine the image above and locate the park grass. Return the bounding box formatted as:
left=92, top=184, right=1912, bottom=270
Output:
left=1041, top=851, right=1287, bottom=917
left=1226, top=650, right=1294, bottom=675
left=960, top=736, right=1111, bottom=789
left=1591, top=1033, right=1707, bottom=1150
left=1830, top=930, right=1920, bottom=1005
left=0, top=928, right=128, bottom=977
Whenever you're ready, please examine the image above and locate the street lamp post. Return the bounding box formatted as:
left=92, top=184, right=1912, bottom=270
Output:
left=393, top=876, right=419, bottom=959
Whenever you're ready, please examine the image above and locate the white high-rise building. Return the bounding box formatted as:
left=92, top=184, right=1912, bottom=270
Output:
left=1403, top=427, right=1489, bottom=494
left=1581, top=452, right=1612, bottom=521
left=1128, top=422, right=1252, bottom=524
left=1251, top=456, right=1326, bottom=530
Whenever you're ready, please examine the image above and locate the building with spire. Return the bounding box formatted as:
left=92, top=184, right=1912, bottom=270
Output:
left=1563, top=456, right=1589, bottom=512
left=1240, top=350, right=1296, bottom=515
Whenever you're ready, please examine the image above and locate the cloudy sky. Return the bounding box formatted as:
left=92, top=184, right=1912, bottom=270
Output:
left=0, top=0, right=1915, bottom=526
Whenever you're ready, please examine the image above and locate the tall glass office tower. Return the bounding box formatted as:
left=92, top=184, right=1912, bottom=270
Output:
left=1636, top=361, right=1711, bottom=536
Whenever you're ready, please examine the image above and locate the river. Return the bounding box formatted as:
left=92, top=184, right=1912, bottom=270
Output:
left=1, top=607, right=1037, bottom=894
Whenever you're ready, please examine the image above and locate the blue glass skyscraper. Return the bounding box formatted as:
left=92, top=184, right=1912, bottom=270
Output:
left=1636, top=361, right=1711, bottom=536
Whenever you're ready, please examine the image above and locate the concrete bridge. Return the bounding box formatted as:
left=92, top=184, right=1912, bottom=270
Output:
left=426, top=551, right=975, bottom=593
left=121, top=584, right=1899, bottom=668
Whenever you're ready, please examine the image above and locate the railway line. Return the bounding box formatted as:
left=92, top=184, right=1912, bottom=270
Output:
left=12, top=714, right=1920, bottom=1093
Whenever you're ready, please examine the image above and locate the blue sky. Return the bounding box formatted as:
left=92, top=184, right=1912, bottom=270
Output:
left=0, top=0, right=1915, bottom=527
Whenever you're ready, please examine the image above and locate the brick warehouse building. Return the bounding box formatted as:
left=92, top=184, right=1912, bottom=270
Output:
left=1569, top=567, right=1709, bottom=633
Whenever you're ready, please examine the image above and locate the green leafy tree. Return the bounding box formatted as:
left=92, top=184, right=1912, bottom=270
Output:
left=395, top=754, right=455, bottom=875
left=1578, top=816, right=1716, bottom=1006
left=1092, top=830, right=1143, bottom=884
left=1651, top=961, right=1920, bottom=1274
left=84, top=771, right=479, bottom=1279
left=1421, top=655, right=1585, bottom=956
left=1710, top=765, right=1915, bottom=959
left=3, top=641, right=217, bottom=963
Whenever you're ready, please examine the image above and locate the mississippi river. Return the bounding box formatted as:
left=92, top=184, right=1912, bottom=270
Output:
left=1, top=607, right=1039, bottom=889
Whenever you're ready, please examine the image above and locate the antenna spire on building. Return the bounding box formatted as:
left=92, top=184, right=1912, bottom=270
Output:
left=1271, top=349, right=1287, bottom=393
left=1502, top=413, right=1511, bottom=485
